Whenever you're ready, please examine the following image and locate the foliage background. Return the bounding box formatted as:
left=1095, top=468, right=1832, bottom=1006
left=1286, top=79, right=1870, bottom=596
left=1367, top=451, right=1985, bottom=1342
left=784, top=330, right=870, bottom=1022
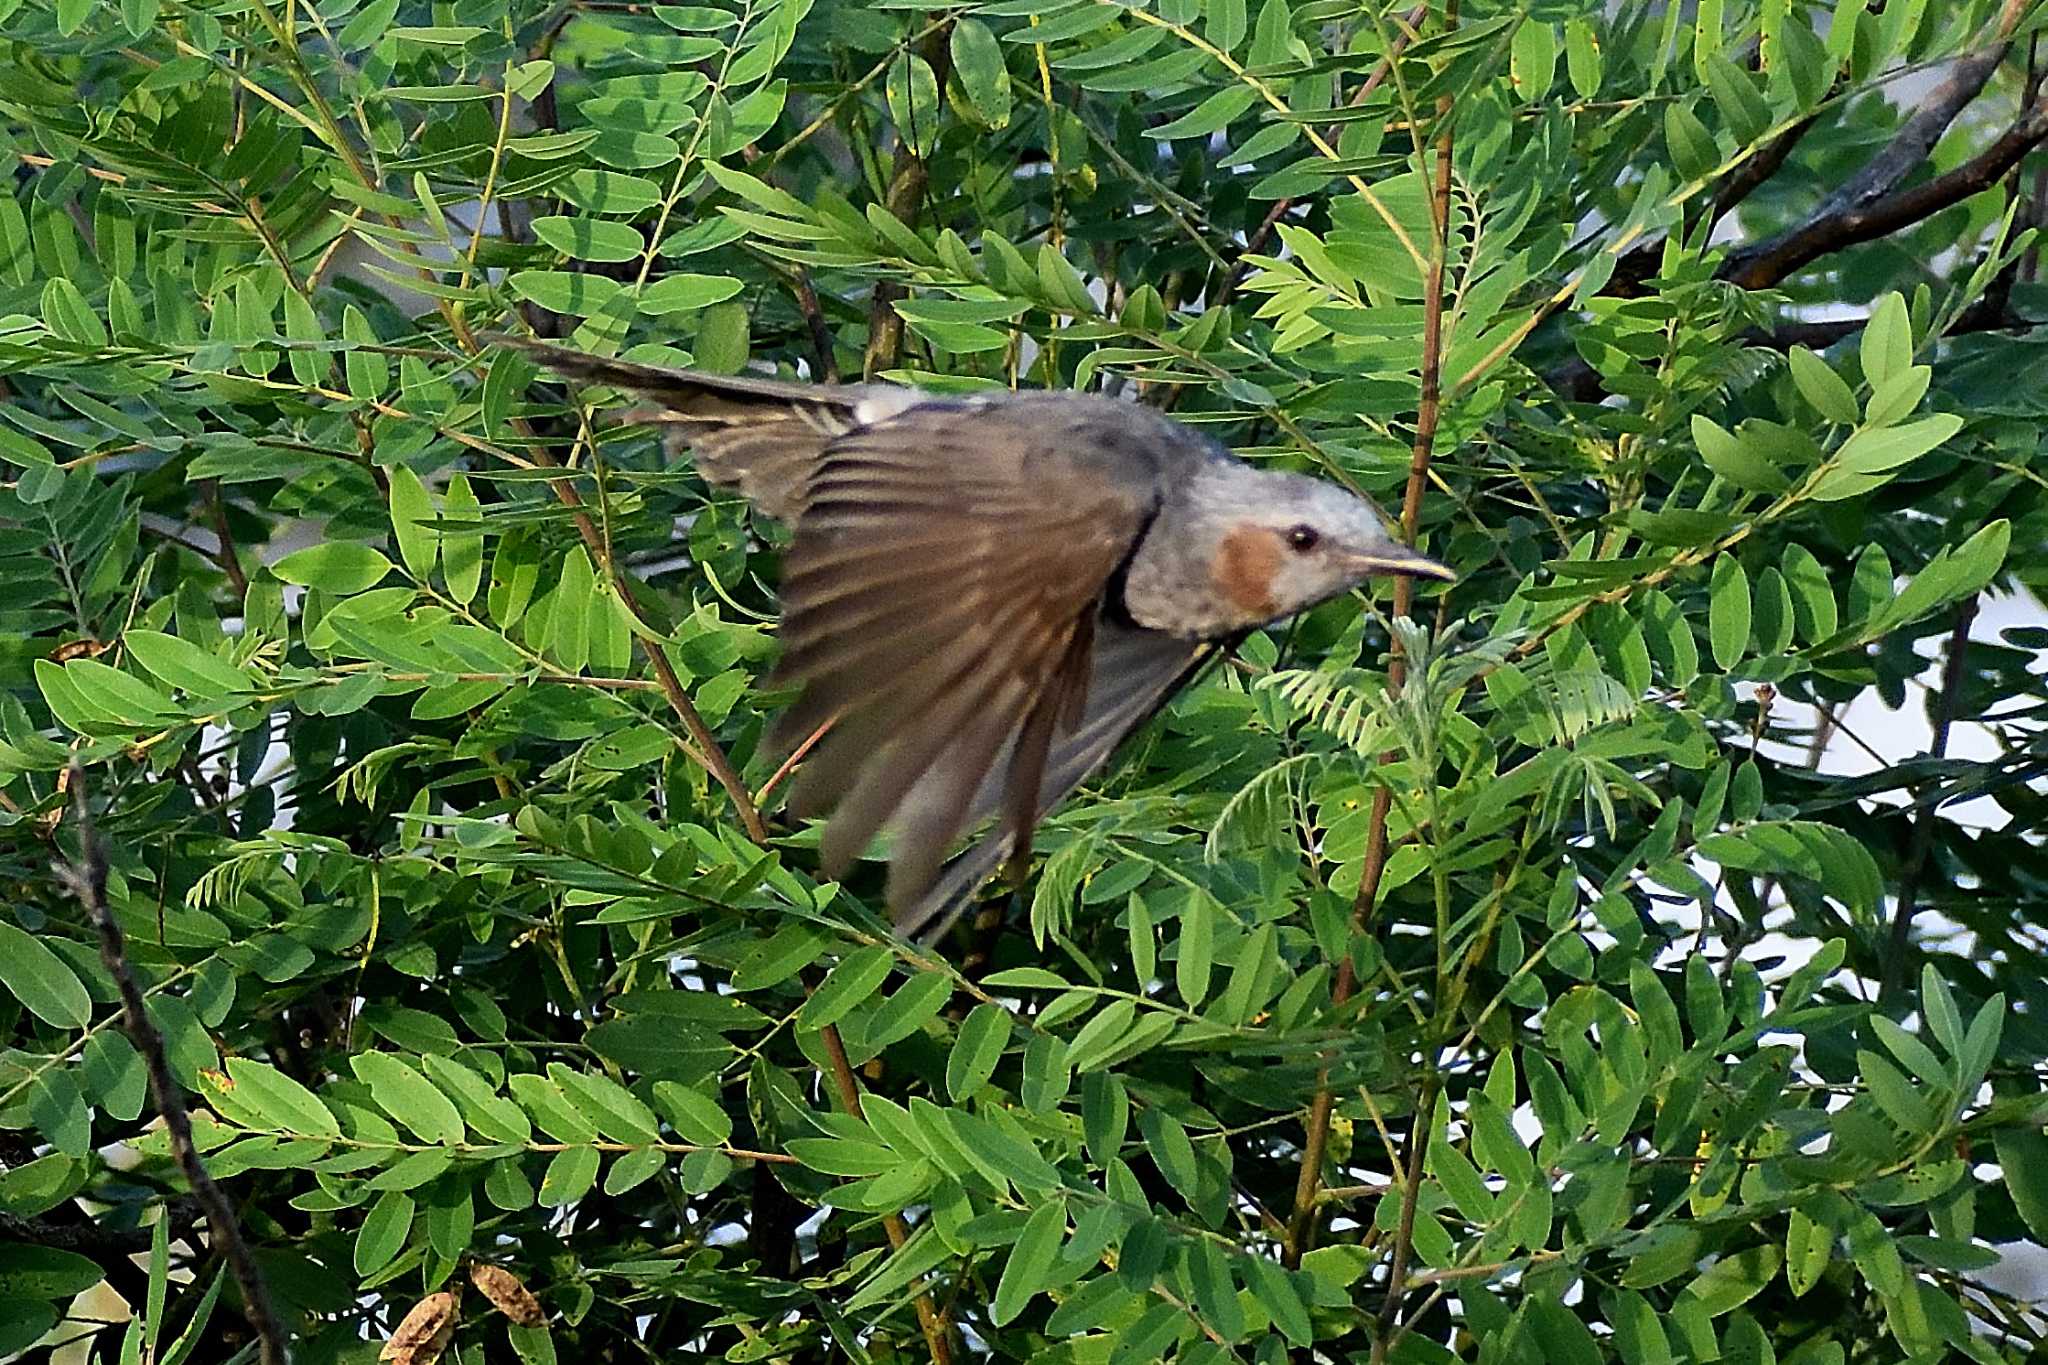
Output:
left=2, top=0, right=2048, bottom=1360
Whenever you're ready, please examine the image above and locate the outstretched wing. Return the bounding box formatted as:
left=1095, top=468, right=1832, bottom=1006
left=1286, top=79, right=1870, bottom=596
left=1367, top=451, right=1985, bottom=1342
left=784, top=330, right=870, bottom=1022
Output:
left=485, top=334, right=913, bottom=521
left=894, top=625, right=1214, bottom=942
left=769, top=397, right=1170, bottom=918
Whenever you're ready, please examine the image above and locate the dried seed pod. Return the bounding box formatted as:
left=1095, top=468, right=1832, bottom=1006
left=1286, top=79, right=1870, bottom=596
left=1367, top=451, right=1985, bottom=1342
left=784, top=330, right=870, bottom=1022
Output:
left=380, top=1290, right=459, bottom=1365
left=469, top=1261, right=544, bottom=1326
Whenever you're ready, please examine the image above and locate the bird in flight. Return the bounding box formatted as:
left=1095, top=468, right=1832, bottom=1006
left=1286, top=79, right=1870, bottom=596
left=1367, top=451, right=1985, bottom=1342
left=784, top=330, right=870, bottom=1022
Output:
left=493, top=337, right=1454, bottom=941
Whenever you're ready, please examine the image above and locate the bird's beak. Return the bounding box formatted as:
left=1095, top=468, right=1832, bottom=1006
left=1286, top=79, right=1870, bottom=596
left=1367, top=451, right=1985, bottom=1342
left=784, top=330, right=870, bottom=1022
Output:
left=1343, top=543, right=1457, bottom=582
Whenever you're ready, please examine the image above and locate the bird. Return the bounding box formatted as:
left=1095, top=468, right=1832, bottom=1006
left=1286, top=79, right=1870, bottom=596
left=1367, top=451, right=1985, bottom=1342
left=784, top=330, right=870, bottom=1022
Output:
left=489, top=335, right=1455, bottom=942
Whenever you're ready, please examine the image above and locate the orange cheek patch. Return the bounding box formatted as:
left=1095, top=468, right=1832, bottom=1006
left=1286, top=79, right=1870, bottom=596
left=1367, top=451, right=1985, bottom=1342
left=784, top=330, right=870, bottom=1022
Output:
left=1213, top=526, right=1283, bottom=620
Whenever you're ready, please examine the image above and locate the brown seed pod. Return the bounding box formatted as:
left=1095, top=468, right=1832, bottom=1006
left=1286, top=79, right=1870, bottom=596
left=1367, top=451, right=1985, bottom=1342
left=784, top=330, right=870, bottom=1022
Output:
left=379, top=1289, right=459, bottom=1365
left=469, top=1261, right=544, bottom=1326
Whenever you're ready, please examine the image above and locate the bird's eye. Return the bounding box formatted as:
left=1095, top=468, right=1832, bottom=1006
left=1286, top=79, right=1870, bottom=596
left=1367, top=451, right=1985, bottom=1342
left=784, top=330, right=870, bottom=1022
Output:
left=1284, top=524, right=1321, bottom=553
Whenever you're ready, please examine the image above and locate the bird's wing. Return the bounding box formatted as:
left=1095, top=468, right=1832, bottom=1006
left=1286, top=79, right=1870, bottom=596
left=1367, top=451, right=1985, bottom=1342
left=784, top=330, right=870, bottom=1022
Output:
left=767, top=398, right=1166, bottom=917
left=892, top=623, right=1214, bottom=942
left=485, top=334, right=909, bottom=521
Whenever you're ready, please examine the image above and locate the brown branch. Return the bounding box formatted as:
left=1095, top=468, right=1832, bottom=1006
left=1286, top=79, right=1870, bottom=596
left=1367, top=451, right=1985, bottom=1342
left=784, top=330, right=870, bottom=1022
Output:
left=1708, top=112, right=1822, bottom=227
left=816, top=1017, right=955, bottom=1365
left=1884, top=597, right=1980, bottom=999
left=1286, top=22, right=1456, bottom=1273
left=1722, top=95, right=2048, bottom=289
left=1808, top=8, right=2025, bottom=227
left=202, top=480, right=249, bottom=598
left=59, top=761, right=288, bottom=1365
left=535, top=463, right=768, bottom=844
left=790, top=268, right=841, bottom=384
left=1610, top=115, right=1822, bottom=296
left=863, top=27, right=952, bottom=379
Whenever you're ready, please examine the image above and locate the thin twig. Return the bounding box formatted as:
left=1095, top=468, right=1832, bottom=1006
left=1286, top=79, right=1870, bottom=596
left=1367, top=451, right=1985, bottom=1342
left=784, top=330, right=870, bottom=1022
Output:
left=863, top=26, right=952, bottom=379
left=1884, top=597, right=1980, bottom=998
left=60, top=760, right=288, bottom=1365
left=1211, top=4, right=1427, bottom=309
left=1285, top=10, right=1457, bottom=1274
left=539, top=463, right=769, bottom=844
left=203, top=480, right=250, bottom=598
left=816, top=1018, right=956, bottom=1365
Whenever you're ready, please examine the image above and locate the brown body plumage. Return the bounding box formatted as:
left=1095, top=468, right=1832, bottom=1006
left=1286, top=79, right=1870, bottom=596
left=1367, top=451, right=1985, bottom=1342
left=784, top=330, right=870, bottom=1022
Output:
left=492, top=336, right=1453, bottom=940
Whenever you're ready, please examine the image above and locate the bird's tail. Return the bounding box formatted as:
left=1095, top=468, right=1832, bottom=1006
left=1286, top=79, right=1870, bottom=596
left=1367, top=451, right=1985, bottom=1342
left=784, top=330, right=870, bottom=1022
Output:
left=482, top=333, right=860, bottom=522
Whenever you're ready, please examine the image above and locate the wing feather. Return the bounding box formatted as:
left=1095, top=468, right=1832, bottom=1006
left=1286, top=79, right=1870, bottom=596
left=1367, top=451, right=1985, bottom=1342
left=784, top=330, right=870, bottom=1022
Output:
left=891, top=625, right=1214, bottom=941
left=771, top=401, right=1162, bottom=917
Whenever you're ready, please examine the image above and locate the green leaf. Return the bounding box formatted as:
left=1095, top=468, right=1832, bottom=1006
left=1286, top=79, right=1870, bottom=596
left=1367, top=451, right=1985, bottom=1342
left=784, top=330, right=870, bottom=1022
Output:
left=223, top=1059, right=340, bottom=1138
left=351, top=1053, right=467, bottom=1144
left=1860, top=292, right=1912, bottom=388
left=1564, top=18, right=1603, bottom=97
left=0, top=1244, right=107, bottom=1298
left=387, top=464, right=438, bottom=581
left=353, top=1189, right=414, bottom=1274
left=509, top=270, right=624, bottom=316
left=1831, top=413, right=1962, bottom=476
left=1677, top=1245, right=1782, bottom=1316
left=864, top=971, right=952, bottom=1048
left=531, top=215, right=645, bottom=263
left=950, top=18, right=1012, bottom=129
left=1177, top=893, right=1216, bottom=1007
left=653, top=1081, right=734, bottom=1145
left=1663, top=102, right=1719, bottom=182
left=1145, top=86, right=1258, bottom=140
left=804, top=947, right=896, bottom=1030
left=694, top=300, right=751, bottom=373
left=1206, top=0, right=1247, bottom=53
left=442, top=472, right=484, bottom=605
left=341, top=305, right=388, bottom=398
left=639, top=274, right=746, bottom=314
left=1864, top=363, right=1930, bottom=426
left=1994, top=1127, right=2048, bottom=1242
left=539, top=1146, right=601, bottom=1205
left=1082, top=1071, right=1128, bottom=1165
left=272, top=543, right=395, bottom=594
left=1703, top=52, right=1769, bottom=144
left=1511, top=20, right=1557, bottom=98
left=1786, top=345, right=1859, bottom=423
left=1785, top=1202, right=1832, bottom=1297
left=123, top=631, right=251, bottom=698
left=1140, top=1108, right=1198, bottom=1188
left=1708, top=555, right=1751, bottom=671
left=1693, top=415, right=1788, bottom=493
left=1857, top=1049, right=1934, bottom=1134
left=887, top=54, right=942, bottom=159
left=992, top=1199, right=1066, bottom=1326
left=0, top=921, right=91, bottom=1029
left=1780, top=544, right=1837, bottom=641
left=947, top=1002, right=1011, bottom=1101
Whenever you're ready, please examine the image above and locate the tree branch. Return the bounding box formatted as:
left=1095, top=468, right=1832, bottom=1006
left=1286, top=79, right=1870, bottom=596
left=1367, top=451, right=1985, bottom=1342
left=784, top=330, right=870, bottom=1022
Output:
left=1722, top=95, right=2048, bottom=289
left=816, top=1015, right=955, bottom=1365
left=863, top=27, right=951, bottom=379
left=1610, top=115, right=1820, bottom=297
left=1808, top=14, right=2023, bottom=227
left=1286, top=24, right=1455, bottom=1272
left=60, top=761, right=289, bottom=1365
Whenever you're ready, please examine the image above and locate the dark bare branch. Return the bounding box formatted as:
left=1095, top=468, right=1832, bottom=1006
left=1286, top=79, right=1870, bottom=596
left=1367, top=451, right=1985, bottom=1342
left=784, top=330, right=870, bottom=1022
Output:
left=1722, top=97, right=2048, bottom=288
left=60, top=761, right=289, bottom=1365
left=1818, top=46, right=2016, bottom=221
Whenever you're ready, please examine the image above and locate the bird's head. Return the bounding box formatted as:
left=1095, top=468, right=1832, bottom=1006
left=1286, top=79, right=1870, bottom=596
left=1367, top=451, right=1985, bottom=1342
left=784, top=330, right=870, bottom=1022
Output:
left=1194, top=468, right=1455, bottom=630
